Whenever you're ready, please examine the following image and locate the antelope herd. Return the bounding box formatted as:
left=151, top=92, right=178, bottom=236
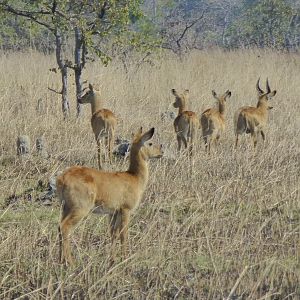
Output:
left=57, top=78, right=277, bottom=266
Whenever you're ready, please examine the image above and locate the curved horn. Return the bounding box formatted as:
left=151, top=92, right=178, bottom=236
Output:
left=256, top=78, right=264, bottom=94
left=266, top=78, right=271, bottom=94
left=226, top=90, right=232, bottom=98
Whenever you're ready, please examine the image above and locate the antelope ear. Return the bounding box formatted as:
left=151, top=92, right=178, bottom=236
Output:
left=212, top=90, right=217, bottom=98
left=269, top=90, right=277, bottom=97
left=89, top=83, right=94, bottom=91
left=132, top=127, right=143, bottom=140
left=140, top=128, right=155, bottom=145
left=268, top=106, right=274, bottom=110
left=227, top=91, right=232, bottom=98
left=183, top=89, right=189, bottom=96
left=171, top=89, right=179, bottom=97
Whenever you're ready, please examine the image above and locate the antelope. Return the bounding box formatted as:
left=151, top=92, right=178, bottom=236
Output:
left=79, top=83, right=117, bottom=169
left=171, top=89, right=199, bottom=156
left=234, top=78, right=276, bottom=149
left=57, top=127, right=163, bottom=266
left=200, top=90, right=232, bottom=153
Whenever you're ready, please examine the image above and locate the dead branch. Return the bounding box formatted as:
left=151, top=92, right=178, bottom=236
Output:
left=48, top=87, right=62, bottom=95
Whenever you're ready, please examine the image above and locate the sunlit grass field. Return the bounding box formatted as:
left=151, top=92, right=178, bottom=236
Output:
left=0, top=49, right=299, bottom=299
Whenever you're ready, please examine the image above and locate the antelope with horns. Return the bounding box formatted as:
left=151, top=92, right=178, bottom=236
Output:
left=57, top=127, right=163, bottom=266
left=234, top=78, right=276, bottom=149
left=200, top=90, right=232, bottom=153
left=79, top=83, right=117, bottom=169
left=171, top=89, right=199, bottom=156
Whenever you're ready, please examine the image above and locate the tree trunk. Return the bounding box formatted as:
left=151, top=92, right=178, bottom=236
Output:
left=61, top=65, right=69, bottom=118
left=75, top=27, right=83, bottom=118
left=55, top=30, right=70, bottom=119
left=152, top=0, right=157, bottom=17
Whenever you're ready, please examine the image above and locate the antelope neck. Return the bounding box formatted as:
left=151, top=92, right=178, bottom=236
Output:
left=127, top=148, right=149, bottom=187
left=91, top=92, right=103, bottom=115
left=178, top=102, right=187, bottom=115
left=218, top=101, right=226, bottom=115
left=257, top=99, right=269, bottom=111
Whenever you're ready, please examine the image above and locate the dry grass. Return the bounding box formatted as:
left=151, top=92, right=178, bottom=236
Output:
left=0, top=49, right=299, bottom=299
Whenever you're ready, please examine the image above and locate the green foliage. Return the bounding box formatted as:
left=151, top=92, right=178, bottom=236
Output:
left=226, top=0, right=297, bottom=49
left=0, top=6, right=51, bottom=51
left=73, top=1, right=160, bottom=65
left=152, top=0, right=300, bottom=51
left=1, top=0, right=299, bottom=53
left=0, top=0, right=160, bottom=59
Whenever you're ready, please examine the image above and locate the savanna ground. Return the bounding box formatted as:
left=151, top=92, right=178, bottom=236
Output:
left=0, top=49, right=299, bottom=299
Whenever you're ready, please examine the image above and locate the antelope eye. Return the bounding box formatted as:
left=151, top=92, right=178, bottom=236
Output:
left=148, top=143, right=153, bottom=146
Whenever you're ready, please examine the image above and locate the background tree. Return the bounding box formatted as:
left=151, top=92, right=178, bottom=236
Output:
left=2, top=1, right=300, bottom=55
left=147, top=0, right=209, bottom=55
left=144, top=0, right=300, bottom=52
left=226, top=0, right=297, bottom=49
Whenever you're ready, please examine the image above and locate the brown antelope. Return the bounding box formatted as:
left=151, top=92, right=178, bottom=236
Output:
left=234, top=78, right=276, bottom=149
left=171, top=89, right=199, bottom=156
left=79, top=83, right=117, bottom=169
left=57, top=127, right=163, bottom=266
left=200, top=90, right=232, bottom=153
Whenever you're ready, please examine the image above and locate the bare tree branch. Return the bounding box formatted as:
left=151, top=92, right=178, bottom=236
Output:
left=99, top=1, right=109, bottom=19
left=1, top=4, right=55, bottom=32
left=48, top=87, right=62, bottom=94
left=176, top=10, right=206, bottom=51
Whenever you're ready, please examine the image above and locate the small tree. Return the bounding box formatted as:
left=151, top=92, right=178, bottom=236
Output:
left=65, top=0, right=158, bottom=116
left=0, top=0, right=158, bottom=118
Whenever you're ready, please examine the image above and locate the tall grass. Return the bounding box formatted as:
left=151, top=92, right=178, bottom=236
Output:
left=0, top=49, right=299, bottom=299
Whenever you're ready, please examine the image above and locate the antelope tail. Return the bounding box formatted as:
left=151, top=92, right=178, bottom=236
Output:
left=188, top=117, right=195, bottom=140
left=200, top=114, right=210, bottom=133
left=235, top=111, right=249, bottom=134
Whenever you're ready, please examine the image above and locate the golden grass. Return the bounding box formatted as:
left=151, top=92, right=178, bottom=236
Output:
left=0, top=49, right=299, bottom=299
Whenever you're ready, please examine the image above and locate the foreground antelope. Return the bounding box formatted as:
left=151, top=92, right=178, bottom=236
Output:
left=200, top=90, right=232, bottom=153
left=234, top=78, right=276, bottom=149
left=171, top=89, right=199, bottom=155
left=79, top=84, right=117, bottom=169
left=57, top=127, right=163, bottom=266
